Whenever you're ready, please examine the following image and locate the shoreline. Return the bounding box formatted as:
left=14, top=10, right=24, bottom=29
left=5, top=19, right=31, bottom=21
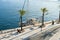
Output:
left=0, top=20, right=59, bottom=40
left=0, top=19, right=57, bottom=31
left=0, top=19, right=57, bottom=34
left=0, top=22, right=59, bottom=40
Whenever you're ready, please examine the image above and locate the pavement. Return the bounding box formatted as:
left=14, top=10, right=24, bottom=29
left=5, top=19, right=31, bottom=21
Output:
left=0, top=22, right=60, bottom=40
left=49, top=30, right=60, bottom=40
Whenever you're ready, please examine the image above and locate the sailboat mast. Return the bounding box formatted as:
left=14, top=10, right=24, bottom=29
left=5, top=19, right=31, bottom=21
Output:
left=22, top=0, right=26, bottom=10
left=26, top=0, right=29, bottom=20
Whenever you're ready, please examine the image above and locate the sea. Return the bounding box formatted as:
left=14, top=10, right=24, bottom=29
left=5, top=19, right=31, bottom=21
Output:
left=0, top=0, right=59, bottom=30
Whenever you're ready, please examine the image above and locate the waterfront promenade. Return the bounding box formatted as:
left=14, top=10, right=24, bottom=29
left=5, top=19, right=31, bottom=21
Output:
left=0, top=21, right=60, bottom=40
left=49, top=29, right=60, bottom=40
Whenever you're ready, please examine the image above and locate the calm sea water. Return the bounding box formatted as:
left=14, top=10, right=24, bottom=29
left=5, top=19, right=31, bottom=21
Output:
left=0, top=0, right=59, bottom=30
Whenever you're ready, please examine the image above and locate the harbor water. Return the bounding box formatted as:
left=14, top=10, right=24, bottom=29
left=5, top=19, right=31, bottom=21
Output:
left=0, top=0, right=59, bottom=30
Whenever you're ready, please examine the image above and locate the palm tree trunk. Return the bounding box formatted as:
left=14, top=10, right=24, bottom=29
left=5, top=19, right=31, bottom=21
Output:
left=42, top=12, right=44, bottom=26
left=20, top=16, right=22, bottom=31
left=59, top=11, right=60, bottom=22
left=41, top=12, right=44, bottom=31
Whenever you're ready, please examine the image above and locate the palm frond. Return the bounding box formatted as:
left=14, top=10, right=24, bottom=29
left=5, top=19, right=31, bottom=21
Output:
left=41, top=8, right=48, bottom=13
left=19, top=9, right=26, bottom=16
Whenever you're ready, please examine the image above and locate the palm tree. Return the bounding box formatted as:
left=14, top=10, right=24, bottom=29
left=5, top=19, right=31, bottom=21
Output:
left=19, top=9, right=26, bottom=31
left=41, top=8, right=48, bottom=31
